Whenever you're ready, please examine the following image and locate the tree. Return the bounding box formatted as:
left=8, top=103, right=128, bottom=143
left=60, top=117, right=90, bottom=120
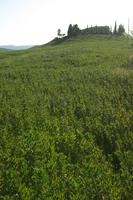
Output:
left=57, top=29, right=61, bottom=37
left=118, top=24, right=125, bottom=36
left=72, top=24, right=80, bottom=36
left=57, top=29, right=65, bottom=38
left=113, top=21, right=117, bottom=35
left=67, top=24, right=73, bottom=37
left=67, top=24, right=80, bottom=37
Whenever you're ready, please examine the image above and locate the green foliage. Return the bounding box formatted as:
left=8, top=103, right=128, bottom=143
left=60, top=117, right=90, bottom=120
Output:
left=67, top=24, right=80, bottom=37
left=118, top=24, right=125, bottom=36
left=0, top=35, right=133, bottom=199
left=113, top=22, right=125, bottom=36
left=68, top=24, right=73, bottom=37
left=113, top=21, right=117, bottom=35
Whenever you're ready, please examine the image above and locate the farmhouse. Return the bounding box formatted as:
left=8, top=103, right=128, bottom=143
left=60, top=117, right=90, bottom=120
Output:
left=81, top=26, right=111, bottom=34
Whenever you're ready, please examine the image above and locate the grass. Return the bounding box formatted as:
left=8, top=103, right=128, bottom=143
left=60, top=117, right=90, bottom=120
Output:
left=0, top=35, right=133, bottom=199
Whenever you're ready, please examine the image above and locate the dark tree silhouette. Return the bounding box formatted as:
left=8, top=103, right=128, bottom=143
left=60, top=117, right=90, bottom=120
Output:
left=57, top=29, right=61, bottom=37
left=113, top=21, right=117, bottom=35
left=67, top=24, right=80, bottom=37
left=118, top=24, right=125, bottom=36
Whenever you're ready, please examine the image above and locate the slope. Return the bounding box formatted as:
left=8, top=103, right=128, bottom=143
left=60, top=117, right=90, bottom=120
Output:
left=0, top=35, right=133, bottom=199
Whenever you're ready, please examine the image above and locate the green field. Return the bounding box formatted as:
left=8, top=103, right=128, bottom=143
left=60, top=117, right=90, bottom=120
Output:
left=0, top=35, right=133, bottom=199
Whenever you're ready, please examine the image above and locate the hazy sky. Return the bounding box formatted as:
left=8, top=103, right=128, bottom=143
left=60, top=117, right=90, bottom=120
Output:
left=0, top=0, right=133, bottom=45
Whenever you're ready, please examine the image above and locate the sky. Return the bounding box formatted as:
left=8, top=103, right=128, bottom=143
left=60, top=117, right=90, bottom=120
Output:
left=0, top=0, right=133, bottom=45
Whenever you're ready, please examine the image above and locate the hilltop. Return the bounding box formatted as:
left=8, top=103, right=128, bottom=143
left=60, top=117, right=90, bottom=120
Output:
left=0, top=35, right=133, bottom=199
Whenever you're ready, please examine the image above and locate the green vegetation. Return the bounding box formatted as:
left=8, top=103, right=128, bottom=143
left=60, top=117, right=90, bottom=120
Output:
left=113, top=22, right=125, bottom=36
left=66, top=23, right=125, bottom=38
left=117, top=24, right=125, bottom=36
left=68, top=24, right=80, bottom=37
left=0, top=35, right=133, bottom=199
left=0, top=48, right=11, bottom=52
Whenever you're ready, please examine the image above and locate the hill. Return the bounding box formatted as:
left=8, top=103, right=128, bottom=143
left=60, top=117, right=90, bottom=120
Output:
left=0, top=35, right=133, bottom=199
left=0, top=47, right=12, bottom=52
left=0, top=45, right=33, bottom=50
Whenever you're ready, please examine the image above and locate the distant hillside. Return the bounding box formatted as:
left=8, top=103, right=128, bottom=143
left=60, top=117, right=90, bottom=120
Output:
left=0, top=45, right=33, bottom=50
left=0, top=48, right=11, bottom=52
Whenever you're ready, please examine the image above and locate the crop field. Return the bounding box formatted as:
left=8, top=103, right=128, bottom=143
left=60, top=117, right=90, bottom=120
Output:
left=0, top=35, right=133, bottom=199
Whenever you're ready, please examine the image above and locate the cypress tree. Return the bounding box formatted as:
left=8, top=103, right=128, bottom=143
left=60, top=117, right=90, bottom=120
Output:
left=118, top=24, right=125, bottom=36
left=67, top=24, right=73, bottom=37
left=113, top=21, right=117, bottom=35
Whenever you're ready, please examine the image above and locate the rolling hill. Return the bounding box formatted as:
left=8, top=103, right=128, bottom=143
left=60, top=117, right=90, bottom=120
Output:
left=0, top=47, right=12, bottom=52
left=0, top=45, right=33, bottom=50
left=0, top=35, right=133, bottom=199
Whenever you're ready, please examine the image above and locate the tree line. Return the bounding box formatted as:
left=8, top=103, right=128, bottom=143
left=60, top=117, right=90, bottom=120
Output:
left=68, top=22, right=125, bottom=37
left=67, top=22, right=125, bottom=37
left=58, top=22, right=125, bottom=38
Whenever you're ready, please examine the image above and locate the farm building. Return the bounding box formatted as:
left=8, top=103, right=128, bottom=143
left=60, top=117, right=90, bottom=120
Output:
left=81, top=26, right=111, bottom=34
